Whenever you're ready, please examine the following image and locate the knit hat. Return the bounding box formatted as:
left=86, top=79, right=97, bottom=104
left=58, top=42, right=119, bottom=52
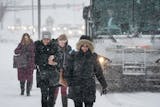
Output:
left=42, top=31, right=51, bottom=39
left=76, top=35, right=94, bottom=52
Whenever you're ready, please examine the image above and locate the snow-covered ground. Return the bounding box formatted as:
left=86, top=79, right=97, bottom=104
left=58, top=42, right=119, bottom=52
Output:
left=0, top=37, right=160, bottom=107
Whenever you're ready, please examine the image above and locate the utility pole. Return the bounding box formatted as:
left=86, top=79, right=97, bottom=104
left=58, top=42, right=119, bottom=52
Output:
left=31, top=0, right=34, bottom=36
left=38, top=0, right=41, bottom=40
left=0, top=2, right=3, bottom=29
left=132, top=0, right=135, bottom=28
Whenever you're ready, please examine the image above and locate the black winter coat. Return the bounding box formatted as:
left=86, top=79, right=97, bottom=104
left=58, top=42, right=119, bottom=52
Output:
left=67, top=50, right=107, bottom=102
left=35, top=40, right=59, bottom=87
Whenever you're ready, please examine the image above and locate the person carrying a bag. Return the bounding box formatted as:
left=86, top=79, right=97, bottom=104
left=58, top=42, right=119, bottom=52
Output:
left=54, top=34, right=73, bottom=107
left=14, top=33, right=35, bottom=96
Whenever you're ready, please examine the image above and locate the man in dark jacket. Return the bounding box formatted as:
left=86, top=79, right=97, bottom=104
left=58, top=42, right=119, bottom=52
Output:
left=66, top=35, right=108, bottom=107
left=35, top=31, right=59, bottom=107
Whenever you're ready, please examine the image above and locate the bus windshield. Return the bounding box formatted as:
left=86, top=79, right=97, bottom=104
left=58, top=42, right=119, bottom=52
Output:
left=92, top=0, right=160, bottom=35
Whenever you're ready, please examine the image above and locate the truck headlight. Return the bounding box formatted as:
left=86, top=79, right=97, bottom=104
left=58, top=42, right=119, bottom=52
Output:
left=99, top=56, right=105, bottom=64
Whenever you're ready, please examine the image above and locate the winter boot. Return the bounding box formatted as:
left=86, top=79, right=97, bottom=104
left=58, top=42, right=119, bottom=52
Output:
left=26, top=81, right=31, bottom=96
left=30, top=80, right=33, bottom=91
left=84, top=102, right=93, bottom=107
left=48, top=99, right=55, bottom=107
left=42, top=100, right=48, bottom=107
left=20, top=81, right=25, bottom=95
left=62, top=95, right=68, bottom=107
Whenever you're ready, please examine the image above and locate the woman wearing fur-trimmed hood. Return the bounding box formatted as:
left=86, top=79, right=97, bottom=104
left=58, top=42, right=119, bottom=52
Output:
left=76, top=36, right=94, bottom=53
left=66, top=35, right=108, bottom=107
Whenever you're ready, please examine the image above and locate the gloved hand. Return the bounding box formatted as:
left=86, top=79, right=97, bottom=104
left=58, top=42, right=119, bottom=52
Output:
left=108, top=60, right=112, bottom=63
left=155, top=59, right=160, bottom=63
left=48, top=55, right=57, bottom=66
left=101, top=87, right=108, bottom=95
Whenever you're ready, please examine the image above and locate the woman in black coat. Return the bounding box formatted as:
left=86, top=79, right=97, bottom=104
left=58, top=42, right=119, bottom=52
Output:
left=66, top=36, right=108, bottom=107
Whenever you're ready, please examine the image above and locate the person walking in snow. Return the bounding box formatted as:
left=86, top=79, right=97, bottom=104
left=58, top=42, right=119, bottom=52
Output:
left=54, top=34, right=73, bottom=107
left=35, top=31, right=60, bottom=107
left=14, top=33, right=35, bottom=96
left=66, top=35, right=108, bottom=107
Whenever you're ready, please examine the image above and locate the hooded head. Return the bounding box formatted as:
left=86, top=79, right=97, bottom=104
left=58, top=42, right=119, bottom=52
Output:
left=76, top=35, right=94, bottom=53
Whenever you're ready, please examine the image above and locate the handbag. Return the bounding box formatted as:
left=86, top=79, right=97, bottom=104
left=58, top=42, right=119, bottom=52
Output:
left=59, top=70, right=68, bottom=87
left=13, top=54, right=28, bottom=68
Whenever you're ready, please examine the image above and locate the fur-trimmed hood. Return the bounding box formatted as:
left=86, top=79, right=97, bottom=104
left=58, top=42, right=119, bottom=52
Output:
left=76, top=39, right=94, bottom=52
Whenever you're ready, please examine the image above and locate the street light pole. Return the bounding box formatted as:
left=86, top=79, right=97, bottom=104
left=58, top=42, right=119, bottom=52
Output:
left=132, top=0, right=135, bottom=28
left=31, top=0, right=34, bottom=36
left=38, top=0, right=41, bottom=40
